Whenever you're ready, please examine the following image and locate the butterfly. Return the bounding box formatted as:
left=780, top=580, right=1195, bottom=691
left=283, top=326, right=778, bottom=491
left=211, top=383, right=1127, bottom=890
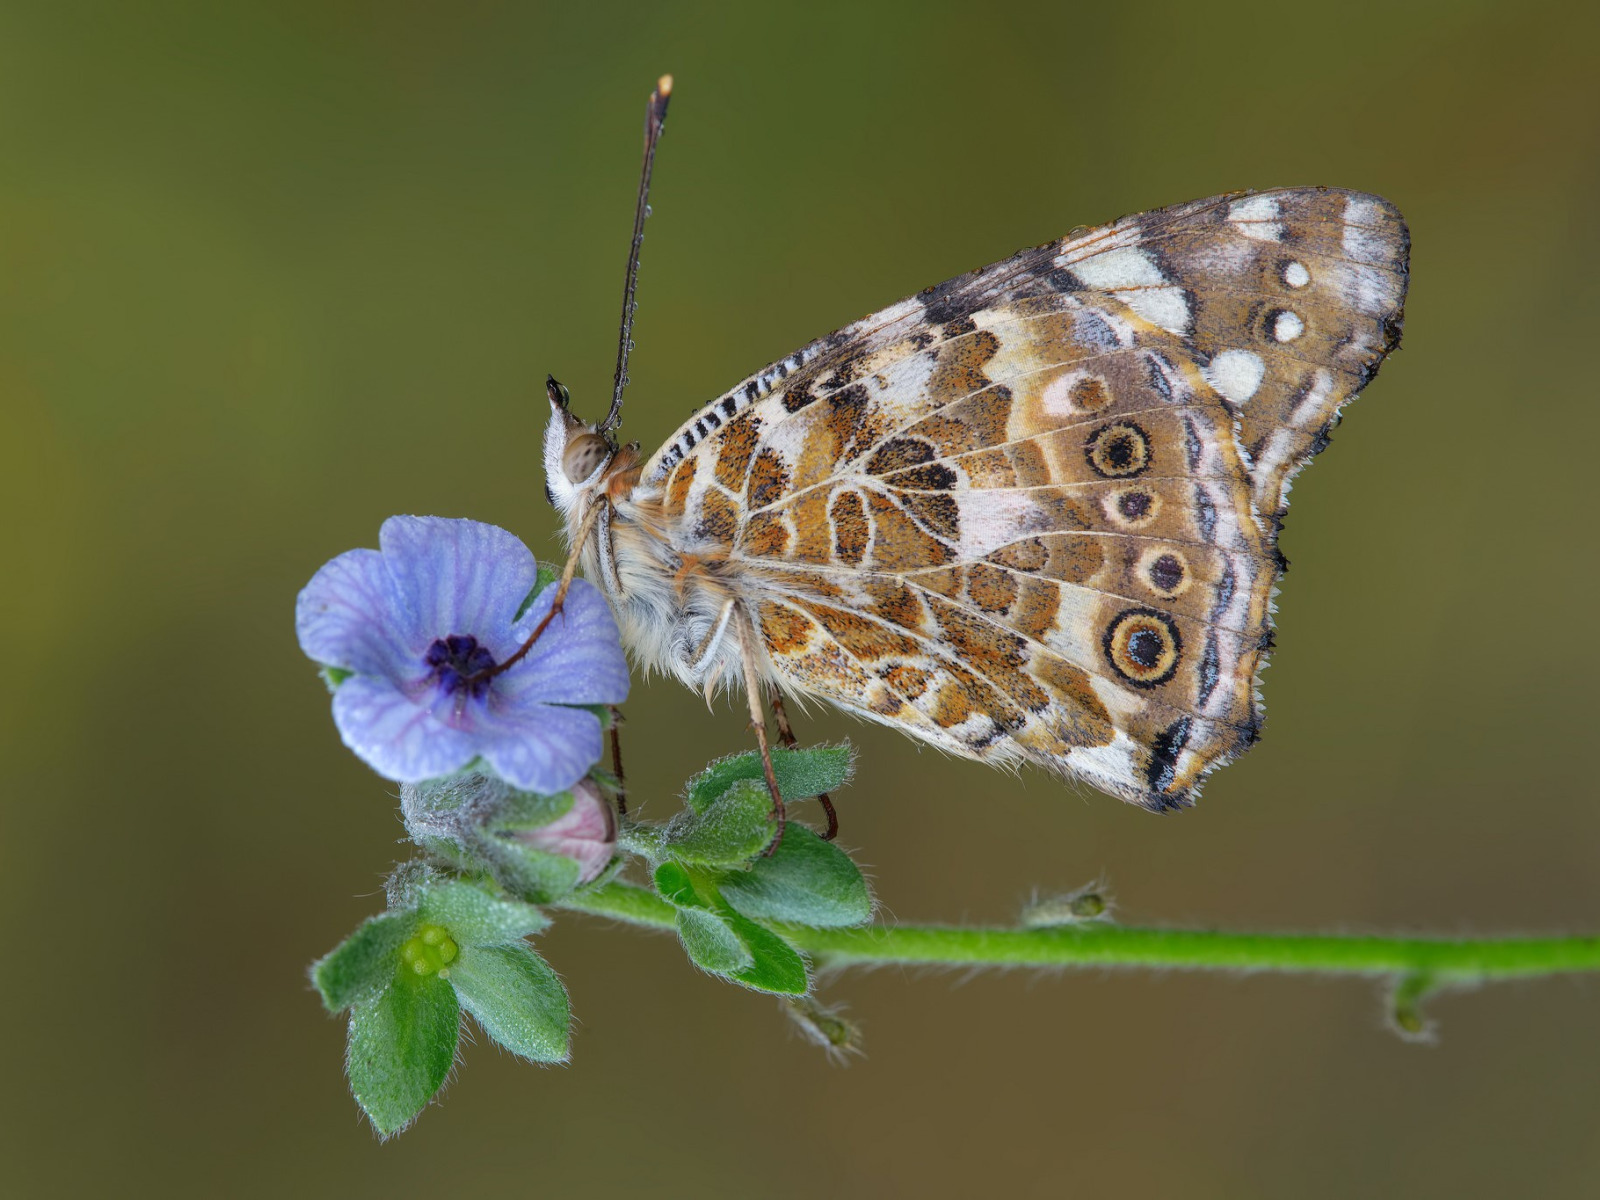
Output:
left=535, top=76, right=1409, bottom=830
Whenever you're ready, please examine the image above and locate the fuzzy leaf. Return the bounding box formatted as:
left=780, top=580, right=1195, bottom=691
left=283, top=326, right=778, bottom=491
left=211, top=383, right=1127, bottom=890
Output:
left=409, top=829, right=476, bottom=874
left=312, top=912, right=416, bottom=1013
left=619, top=821, right=668, bottom=861
left=720, top=826, right=873, bottom=928
left=653, top=860, right=707, bottom=909
left=482, top=839, right=583, bottom=904
left=723, top=908, right=810, bottom=995
left=675, top=907, right=753, bottom=975
left=664, top=778, right=777, bottom=865
left=685, top=745, right=853, bottom=813
left=491, top=787, right=574, bottom=831
left=347, top=976, right=460, bottom=1138
left=449, top=944, right=570, bottom=1063
left=416, top=879, right=549, bottom=945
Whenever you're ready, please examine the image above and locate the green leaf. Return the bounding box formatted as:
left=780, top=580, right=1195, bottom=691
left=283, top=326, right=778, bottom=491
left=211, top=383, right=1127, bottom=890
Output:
left=719, top=826, right=873, bottom=928
left=471, top=787, right=589, bottom=903
left=653, top=860, right=707, bottom=909
left=722, top=907, right=810, bottom=995
left=685, top=745, right=853, bottom=813
left=491, top=787, right=574, bottom=831
left=319, top=664, right=354, bottom=692
left=410, top=829, right=476, bottom=873
left=346, top=976, right=460, bottom=1138
left=675, top=907, right=753, bottom=975
left=572, top=703, right=615, bottom=727
left=587, top=767, right=622, bottom=793
left=448, top=944, right=571, bottom=1063
left=514, top=563, right=561, bottom=619
left=384, top=860, right=440, bottom=911
left=618, top=821, right=668, bottom=861
left=484, top=840, right=583, bottom=905
left=416, top=879, right=549, bottom=946
left=311, top=912, right=416, bottom=1013
left=664, top=778, right=777, bottom=865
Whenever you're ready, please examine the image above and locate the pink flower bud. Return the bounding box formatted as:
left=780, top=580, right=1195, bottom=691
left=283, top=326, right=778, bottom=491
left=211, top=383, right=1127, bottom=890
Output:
left=507, top=778, right=616, bottom=884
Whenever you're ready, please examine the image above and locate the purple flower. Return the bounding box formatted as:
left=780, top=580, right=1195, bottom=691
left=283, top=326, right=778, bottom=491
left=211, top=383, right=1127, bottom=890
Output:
left=296, top=516, right=628, bottom=794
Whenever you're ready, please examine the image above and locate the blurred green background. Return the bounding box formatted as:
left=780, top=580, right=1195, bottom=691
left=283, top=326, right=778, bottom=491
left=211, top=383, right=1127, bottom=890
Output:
left=4, top=0, right=1598, bottom=1195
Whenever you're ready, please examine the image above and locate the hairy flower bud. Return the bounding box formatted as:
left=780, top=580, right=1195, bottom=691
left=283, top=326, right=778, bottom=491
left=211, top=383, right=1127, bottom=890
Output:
left=505, top=778, right=616, bottom=884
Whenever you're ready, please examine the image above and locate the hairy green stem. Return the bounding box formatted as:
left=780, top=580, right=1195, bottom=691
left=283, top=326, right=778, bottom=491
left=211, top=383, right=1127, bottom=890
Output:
left=559, top=881, right=1600, bottom=981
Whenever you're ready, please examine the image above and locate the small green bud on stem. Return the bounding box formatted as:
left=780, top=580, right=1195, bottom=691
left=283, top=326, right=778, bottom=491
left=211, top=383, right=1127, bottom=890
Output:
left=1021, top=882, right=1113, bottom=927
left=783, top=996, right=863, bottom=1062
left=400, top=924, right=460, bottom=978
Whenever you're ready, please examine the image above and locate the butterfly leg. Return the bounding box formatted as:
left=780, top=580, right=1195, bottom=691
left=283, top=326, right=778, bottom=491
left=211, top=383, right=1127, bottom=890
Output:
left=475, top=499, right=607, bottom=685
left=608, top=705, right=627, bottom=817
left=769, top=689, right=839, bottom=841
left=734, top=604, right=787, bottom=855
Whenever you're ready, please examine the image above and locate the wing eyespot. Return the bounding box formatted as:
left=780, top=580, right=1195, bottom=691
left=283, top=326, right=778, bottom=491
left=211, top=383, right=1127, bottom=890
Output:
left=1085, top=422, right=1153, bottom=479
left=1103, top=608, right=1183, bottom=688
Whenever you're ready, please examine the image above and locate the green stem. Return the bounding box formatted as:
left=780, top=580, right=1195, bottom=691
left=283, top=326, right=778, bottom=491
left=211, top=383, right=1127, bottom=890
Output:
left=559, top=882, right=1600, bottom=981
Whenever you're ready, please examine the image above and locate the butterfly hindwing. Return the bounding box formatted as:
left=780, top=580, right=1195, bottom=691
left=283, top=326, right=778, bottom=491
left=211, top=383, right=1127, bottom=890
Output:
left=636, top=187, right=1408, bottom=809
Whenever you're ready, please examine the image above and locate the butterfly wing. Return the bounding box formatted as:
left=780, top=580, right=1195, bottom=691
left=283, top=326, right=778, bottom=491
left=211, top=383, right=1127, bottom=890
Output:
left=642, top=188, right=1408, bottom=809
left=1082, top=189, right=1409, bottom=521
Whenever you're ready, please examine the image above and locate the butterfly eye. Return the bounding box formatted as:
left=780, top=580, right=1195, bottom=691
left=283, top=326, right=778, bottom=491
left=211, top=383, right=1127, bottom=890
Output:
left=563, top=433, right=611, bottom=484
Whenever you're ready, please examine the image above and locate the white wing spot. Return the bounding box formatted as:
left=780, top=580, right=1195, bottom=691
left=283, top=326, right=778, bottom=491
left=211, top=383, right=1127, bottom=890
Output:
left=1228, top=194, right=1284, bottom=242
left=1341, top=196, right=1388, bottom=264
left=1271, top=311, right=1305, bottom=342
left=1065, top=732, right=1146, bottom=799
left=1066, top=245, right=1165, bottom=290
left=1290, top=368, right=1335, bottom=420
left=1283, top=260, right=1311, bottom=288
left=1066, top=246, right=1191, bottom=335
left=1203, top=349, right=1266, bottom=404
left=1040, top=373, right=1074, bottom=416
left=1126, top=287, right=1191, bottom=334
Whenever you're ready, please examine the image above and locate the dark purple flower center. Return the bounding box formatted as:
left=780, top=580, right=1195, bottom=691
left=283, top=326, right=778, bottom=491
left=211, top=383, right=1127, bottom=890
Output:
left=424, top=634, right=497, bottom=701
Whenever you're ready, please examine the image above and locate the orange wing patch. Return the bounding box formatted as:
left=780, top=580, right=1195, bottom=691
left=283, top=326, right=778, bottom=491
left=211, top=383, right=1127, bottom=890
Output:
left=717, top=297, right=1278, bottom=807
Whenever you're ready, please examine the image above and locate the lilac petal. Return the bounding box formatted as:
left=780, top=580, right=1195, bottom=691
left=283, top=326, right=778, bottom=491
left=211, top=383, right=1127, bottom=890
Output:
left=473, top=697, right=604, bottom=795
left=296, top=547, right=417, bottom=676
left=504, top=578, right=631, bottom=707
left=332, top=674, right=479, bottom=783
left=378, top=516, right=538, bottom=655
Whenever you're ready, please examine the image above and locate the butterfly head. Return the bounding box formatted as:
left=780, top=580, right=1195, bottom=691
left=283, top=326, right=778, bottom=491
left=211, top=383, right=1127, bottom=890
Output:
left=542, top=374, right=642, bottom=516
left=541, top=375, right=611, bottom=514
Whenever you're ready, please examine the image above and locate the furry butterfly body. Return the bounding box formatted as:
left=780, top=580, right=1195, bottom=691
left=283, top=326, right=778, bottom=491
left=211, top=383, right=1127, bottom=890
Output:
left=544, top=186, right=1408, bottom=811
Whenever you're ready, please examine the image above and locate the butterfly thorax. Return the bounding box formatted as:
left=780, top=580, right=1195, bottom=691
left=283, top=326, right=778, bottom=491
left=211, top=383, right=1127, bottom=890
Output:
left=544, top=400, right=755, bottom=697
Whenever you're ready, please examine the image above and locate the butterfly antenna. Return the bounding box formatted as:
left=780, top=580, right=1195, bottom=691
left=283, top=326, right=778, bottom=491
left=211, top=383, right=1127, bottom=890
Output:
left=598, top=73, right=672, bottom=439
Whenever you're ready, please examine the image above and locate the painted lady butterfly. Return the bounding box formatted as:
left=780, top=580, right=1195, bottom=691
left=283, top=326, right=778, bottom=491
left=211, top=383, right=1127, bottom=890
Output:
left=535, top=77, right=1409, bottom=827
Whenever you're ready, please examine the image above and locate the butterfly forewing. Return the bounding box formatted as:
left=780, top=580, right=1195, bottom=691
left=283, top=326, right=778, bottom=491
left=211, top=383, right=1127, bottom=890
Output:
left=634, top=187, right=1408, bottom=809
left=1079, top=188, right=1409, bottom=519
